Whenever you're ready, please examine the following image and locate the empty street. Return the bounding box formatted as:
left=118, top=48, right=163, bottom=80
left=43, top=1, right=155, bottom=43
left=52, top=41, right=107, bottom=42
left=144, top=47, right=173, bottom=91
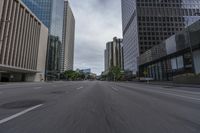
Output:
left=0, top=81, right=200, bottom=133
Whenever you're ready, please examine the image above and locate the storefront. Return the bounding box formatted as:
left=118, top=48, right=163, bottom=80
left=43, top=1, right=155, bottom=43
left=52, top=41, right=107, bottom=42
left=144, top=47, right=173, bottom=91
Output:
left=138, top=21, right=200, bottom=80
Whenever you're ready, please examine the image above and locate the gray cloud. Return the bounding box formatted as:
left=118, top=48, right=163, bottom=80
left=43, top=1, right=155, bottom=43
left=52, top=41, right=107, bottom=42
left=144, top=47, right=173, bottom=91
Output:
left=70, top=0, right=122, bottom=74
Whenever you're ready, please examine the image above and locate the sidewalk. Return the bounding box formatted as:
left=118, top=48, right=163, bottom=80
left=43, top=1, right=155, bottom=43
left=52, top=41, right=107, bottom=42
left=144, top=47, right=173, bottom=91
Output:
left=0, top=81, right=67, bottom=86
left=140, top=81, right=200, bottom=88
left=0, top=82, right=45, bottom=86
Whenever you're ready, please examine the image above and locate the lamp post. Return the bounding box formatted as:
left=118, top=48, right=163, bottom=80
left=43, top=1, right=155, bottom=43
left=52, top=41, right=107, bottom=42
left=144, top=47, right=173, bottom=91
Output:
left=185, top=18, right=194, bottom=73
left=192, top=12, right=200, bottom=74
left=185, top=13, right=200, bottom=74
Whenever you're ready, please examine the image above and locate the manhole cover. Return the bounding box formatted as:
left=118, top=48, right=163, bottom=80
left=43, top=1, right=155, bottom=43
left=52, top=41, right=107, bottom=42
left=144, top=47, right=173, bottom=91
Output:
left=0, top=100, right=44, bottom=109
left=51, top=91, right=65, bottom=94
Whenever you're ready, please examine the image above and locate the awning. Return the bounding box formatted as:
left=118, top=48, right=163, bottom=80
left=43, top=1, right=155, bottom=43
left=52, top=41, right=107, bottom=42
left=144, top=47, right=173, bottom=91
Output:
left=0, top=65, right=38, bottom=73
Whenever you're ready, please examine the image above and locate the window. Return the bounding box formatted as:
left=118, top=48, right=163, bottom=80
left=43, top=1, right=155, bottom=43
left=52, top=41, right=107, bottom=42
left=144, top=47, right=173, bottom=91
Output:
left=177, top=56, right=184, bottom=69
left=171, top=58, right=177, bottom=70
left=171, top=56, right=184, bottom=70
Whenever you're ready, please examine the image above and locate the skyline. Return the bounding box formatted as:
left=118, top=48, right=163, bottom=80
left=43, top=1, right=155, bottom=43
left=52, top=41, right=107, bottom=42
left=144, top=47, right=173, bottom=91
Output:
left=70, top=0, right=122, bottom=74
left=0, top=1, right=200, bottom=132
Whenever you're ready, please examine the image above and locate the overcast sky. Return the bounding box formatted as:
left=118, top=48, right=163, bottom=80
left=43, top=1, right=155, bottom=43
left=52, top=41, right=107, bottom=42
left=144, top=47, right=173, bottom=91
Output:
left=69, top=0, right=122, bottom=75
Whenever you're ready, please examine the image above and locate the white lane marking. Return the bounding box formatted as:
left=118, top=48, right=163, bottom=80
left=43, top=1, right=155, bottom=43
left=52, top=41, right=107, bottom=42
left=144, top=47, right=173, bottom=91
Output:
left=0, top=104, right=43, bottom=125
left=34, top=87, right=42, bottom=90
left=123, top=85, right=200, bottom=101
left=76, top=87, right=83, bottom=90
left=112, top=87, right=119, bottom=92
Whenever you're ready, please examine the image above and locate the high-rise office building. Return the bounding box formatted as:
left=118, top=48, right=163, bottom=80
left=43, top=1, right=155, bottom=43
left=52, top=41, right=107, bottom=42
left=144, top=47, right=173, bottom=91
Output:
left=104, top=49, right=109, bottom=71
left=138, top=20, right=200, bottom=81
left=104, top=37, right=123, bottom=71
left=20, top=0, right=52, bottom=28
left=121, top=0, right=200, bottom=74
left=0, top=0, right=48, bottom=82
left=60, top=1, right=75, bottom=72
left=22, top=0, right=75, bottom=80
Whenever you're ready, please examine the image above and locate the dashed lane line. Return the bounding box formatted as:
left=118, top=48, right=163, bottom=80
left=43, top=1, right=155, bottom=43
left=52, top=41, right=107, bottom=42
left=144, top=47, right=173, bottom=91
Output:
left=34, top=87, right=42, bottom=90
left=0, top=104, right=43, bottom=125
left=112, top=87, right=119, bottom=92
left=76, top=87, right=83, bottom=90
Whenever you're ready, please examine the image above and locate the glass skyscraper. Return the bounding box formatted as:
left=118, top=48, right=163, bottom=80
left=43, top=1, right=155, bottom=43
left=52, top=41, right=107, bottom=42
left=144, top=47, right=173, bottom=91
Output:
left=104, top=37, right=123, bottom=72
left=121, top=0, right=200, bottom=75
left=21, top=0, right=52, bottom=28
left=22, top=0, right=65, bottom=80
left=60, top=1, right=75, bottom=72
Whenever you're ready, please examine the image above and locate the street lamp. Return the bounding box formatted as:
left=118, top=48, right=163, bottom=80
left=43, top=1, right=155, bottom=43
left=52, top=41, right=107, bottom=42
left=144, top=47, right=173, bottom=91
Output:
left=185, top=18, right=194, bottom=72
left=185, top=13, right=200, bottom=74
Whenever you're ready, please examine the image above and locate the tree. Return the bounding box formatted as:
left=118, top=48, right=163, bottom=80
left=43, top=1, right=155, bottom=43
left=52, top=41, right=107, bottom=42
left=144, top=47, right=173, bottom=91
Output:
left=64, top=70, right=78, bottom=80
left=108, top=66, right=122, bottom=81
left=143, top=68, right=148, bottom=78
left=112, top=66, right=122, bottom=81
left=100, top=66, right=124, bottom=81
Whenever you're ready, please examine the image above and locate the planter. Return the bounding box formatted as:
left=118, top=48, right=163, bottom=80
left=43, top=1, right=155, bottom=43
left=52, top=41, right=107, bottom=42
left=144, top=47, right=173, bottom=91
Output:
left=173, top=73, right=200, bottom=84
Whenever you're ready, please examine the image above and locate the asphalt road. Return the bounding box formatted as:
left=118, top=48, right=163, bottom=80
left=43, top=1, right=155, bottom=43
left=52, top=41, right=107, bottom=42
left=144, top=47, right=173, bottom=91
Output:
left=0, top=81, right=200, bottom=133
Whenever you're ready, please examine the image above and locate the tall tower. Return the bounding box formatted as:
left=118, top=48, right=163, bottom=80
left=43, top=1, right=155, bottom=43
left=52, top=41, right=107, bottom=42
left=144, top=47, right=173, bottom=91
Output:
left=21, top=0, right=52, bottom=28
left=121, top=0, right=200, bottom=74
left=22, top=0, right=74, bottom=80
left=60, top=0, right=75, bottom=72
left=104, top=37, right=123, bottom=71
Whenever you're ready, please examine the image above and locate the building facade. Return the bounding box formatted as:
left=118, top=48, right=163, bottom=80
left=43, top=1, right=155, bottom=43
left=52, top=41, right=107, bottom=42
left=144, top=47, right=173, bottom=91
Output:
left=104, top=49, right=109, bottom=71
left=121, top=0, right=200, bottom=74
left=104, top=37, right=123, bottom=72
left=80, top=69, right=91, bottom=74
left=22, top=0, right=67, bottom=80
left=20, top=0, right=52, bottom=28
left=0, top=0, right=48, bottom=82
left=138, top=20, right=200, bottom=81
left=60, top=1, right=75, bottom=72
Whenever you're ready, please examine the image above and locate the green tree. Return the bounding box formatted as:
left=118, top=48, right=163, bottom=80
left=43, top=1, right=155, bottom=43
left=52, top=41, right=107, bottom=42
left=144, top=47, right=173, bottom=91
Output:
left=143, top=68, right=148, bottom=77
left=64, top=70, right=78, bottom=80
left=110, top=66, right=122, bottom=81
left=101, top=66, right=123, bottom=81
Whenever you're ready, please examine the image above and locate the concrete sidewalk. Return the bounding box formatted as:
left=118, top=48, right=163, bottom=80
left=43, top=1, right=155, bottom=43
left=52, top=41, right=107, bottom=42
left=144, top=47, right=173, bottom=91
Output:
left=0, top=82, right=45, bottom=86
left=140, top=81, right=200, bottom=88
left=0, top=81, right=68, bottom=86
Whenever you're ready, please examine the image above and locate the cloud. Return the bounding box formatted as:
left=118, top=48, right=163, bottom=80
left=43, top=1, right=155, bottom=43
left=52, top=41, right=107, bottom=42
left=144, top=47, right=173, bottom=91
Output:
left=69, top=0, right=122, bottom=75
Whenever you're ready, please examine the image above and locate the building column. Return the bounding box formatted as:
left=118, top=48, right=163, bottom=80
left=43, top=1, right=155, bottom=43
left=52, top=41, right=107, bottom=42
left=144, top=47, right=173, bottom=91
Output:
left=0, top=0, right=4, bottom=18
left=193, top=50, right=200, bottom=74
left=0, top=73, right=2, bottom=81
